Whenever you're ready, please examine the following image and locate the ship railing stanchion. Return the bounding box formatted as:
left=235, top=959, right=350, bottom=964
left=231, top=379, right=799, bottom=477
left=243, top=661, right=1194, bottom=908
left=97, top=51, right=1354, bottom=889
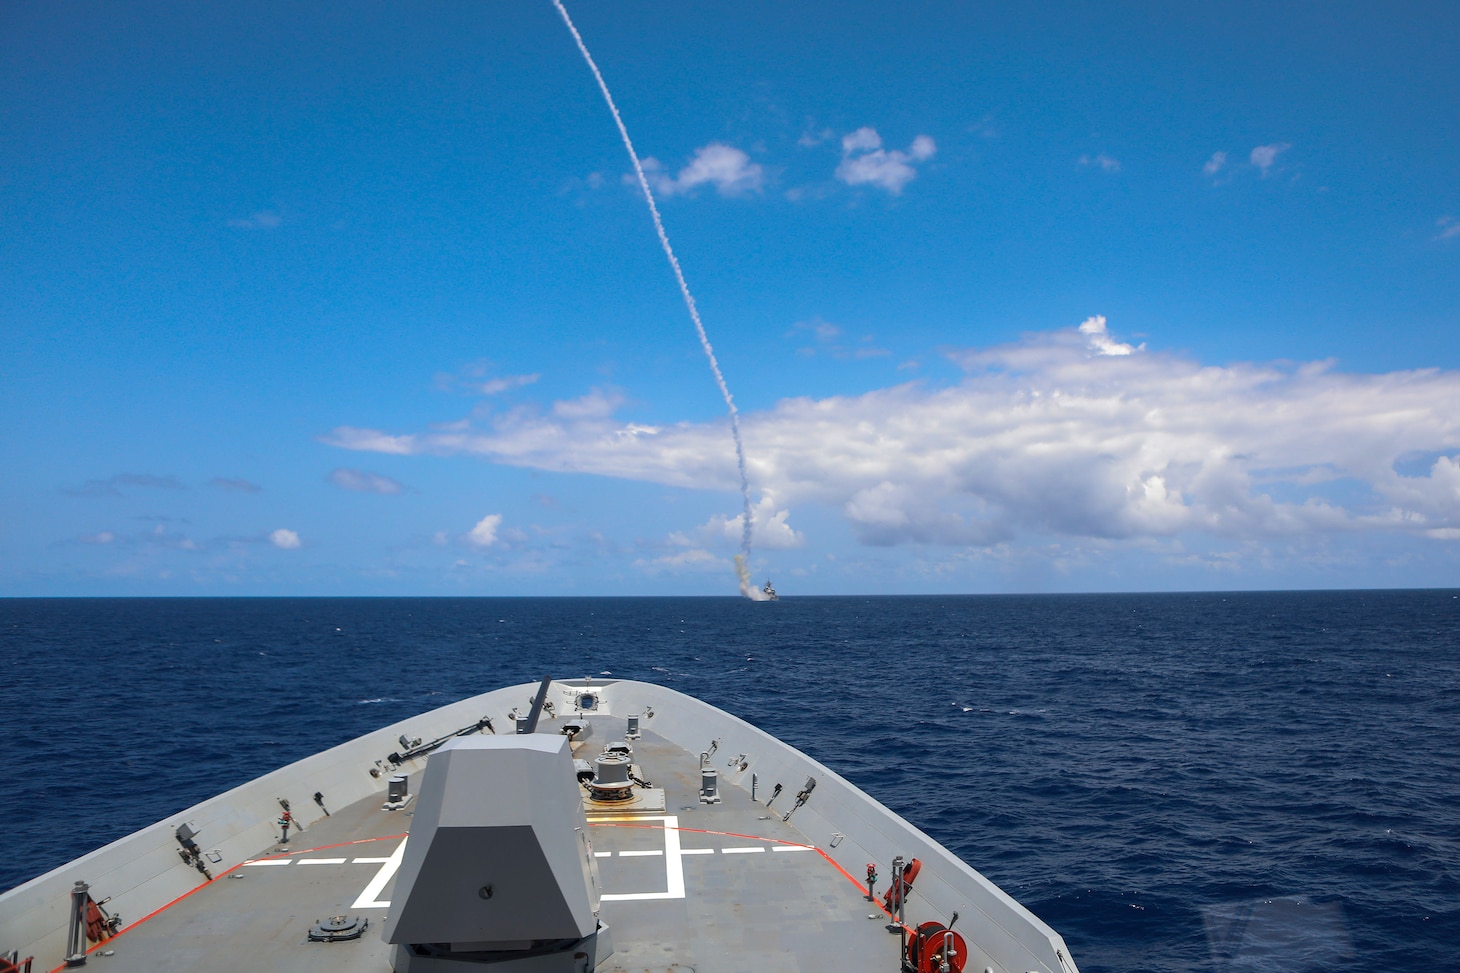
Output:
left=897, top=859, right=907, bottom=927
left=886, top=856, right=904, bottom=933
left=64, top=880, right=88, bottom=967
left=897, top=856, right=909, bottom=969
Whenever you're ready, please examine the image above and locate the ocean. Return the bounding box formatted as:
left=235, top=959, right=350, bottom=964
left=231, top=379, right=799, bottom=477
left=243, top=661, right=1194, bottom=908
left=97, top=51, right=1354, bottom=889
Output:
left=3, top=592, right=1457, bottom=971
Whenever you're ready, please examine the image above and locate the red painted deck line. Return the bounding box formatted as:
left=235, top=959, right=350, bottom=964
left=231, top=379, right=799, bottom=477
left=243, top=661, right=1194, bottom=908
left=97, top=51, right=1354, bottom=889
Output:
left=239, top=832, right=409, bottom=864
left=47, top=832, right=408, bottom=973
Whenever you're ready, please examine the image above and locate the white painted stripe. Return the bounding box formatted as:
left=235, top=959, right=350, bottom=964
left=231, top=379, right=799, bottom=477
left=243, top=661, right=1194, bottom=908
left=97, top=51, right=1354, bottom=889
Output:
left=662, top=812, right=683, bottom=894
left=352, top=839, right=406, bottom=909
left=594, top=851, right=612, bottom=858
left=298, top=858, right=347, bottom=865
left=352, top=857, right=392, bottom=864
left=679, top=847, right=715, bottom=855
left=619, top=850, right=663, bottom=858
left=599, top=815, right=686, bottom=902
left=242, top=859, right=292, bottom=867
left=772, top=845, right=816, bottom=852
left=663, top=815, right=684, bottom=898
left=721, top=847, right=765, bottom=854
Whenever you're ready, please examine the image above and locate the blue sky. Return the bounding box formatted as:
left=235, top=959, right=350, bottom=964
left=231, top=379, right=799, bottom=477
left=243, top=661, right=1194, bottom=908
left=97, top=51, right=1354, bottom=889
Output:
left=4, top=0, right=1459, bottom=596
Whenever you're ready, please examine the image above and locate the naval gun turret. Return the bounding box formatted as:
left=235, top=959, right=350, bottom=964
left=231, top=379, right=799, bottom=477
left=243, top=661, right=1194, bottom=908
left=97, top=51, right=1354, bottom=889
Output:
left=382, top=734, right=610, bottom=972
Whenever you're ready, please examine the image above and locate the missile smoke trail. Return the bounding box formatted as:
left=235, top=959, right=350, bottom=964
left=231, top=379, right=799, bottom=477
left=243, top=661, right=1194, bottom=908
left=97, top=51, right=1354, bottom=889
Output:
left=552, top=0, right=768, bottom=600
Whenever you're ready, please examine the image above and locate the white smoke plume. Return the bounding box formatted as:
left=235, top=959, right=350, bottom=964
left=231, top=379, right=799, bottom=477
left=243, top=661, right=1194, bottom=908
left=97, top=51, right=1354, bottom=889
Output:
left=735, top=554, right=772, bottom=601
left=553, top=0, right=761, bottom=598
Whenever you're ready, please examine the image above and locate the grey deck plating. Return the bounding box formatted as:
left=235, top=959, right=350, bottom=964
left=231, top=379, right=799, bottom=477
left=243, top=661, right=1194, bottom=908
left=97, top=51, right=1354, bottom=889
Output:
left=73, top=724, right=897, bottom=973
left=2, top=679, right=1078, bottom=973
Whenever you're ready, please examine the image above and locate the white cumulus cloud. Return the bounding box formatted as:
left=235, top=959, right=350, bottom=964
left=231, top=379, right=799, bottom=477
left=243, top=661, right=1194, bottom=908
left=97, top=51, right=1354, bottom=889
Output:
left=270, top=528, right=301, bottom=550
left=466, top=514, right=503, bottom=547
left=479, top=373, right=540, bottom=395
left=677, top=494, right=806, bottom=551
left=843, top=481, right=1009, bottom=547
left=1250, top=142, right=1291, bottom=176
left=638, top=143, right=765, bottom=197
left=1078, top=315, right=1142, bottom=356
left=323, top=427, right=417, bottom=454
left=1203, top=151, right=1228, bottom=177
left=326, top=318, right=1460, bottom=556
left=835, top=128, right=936, bottom=194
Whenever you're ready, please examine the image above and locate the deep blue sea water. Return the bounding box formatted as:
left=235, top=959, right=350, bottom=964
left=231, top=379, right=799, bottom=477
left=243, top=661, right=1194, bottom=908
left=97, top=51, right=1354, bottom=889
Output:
left=3, top=593, right=1457, bottom=971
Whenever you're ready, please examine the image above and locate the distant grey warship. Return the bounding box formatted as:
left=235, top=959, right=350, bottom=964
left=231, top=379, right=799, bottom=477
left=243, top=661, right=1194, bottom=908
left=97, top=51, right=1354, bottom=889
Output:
left=0, top=678, right=1079, bottom=973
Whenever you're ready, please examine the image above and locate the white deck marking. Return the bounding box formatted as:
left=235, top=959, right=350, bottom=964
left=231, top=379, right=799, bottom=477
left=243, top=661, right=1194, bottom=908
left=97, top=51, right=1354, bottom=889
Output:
left=242, top=859, right=292, bottom=866
left=352, top=838, right=406, bottom=909
left=679, top=848, right=715, bottom=855
left=594, top=815, right=685, bottom=902
left=618, top=849, right=663, bottom=857
left=772, top=845, right=816, bottom=852
left=721, top=846, right=765, bottom=854
left=298, top=858, right=347, bottom=865
left=352, top=857, right=392, bottom=864
left=594, top=852, right=612, bottom=858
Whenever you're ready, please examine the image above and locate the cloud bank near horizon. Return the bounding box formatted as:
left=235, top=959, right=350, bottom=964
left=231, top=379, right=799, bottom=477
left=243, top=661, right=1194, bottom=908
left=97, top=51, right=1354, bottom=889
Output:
left=324, top=319, right=1460, bottom=554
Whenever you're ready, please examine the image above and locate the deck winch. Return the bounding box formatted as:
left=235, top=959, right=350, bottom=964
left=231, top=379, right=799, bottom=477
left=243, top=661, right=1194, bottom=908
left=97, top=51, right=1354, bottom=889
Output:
left=578, top=739, right=665, bottom=813
left=583, top=742, right=642, bottom=802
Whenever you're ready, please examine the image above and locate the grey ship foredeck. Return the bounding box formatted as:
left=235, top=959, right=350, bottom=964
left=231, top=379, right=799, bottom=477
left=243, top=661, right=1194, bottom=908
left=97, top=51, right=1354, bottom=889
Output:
left=1, top=679, right=1078, bottom=973
left=88, top=727, right=893, bottom=972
